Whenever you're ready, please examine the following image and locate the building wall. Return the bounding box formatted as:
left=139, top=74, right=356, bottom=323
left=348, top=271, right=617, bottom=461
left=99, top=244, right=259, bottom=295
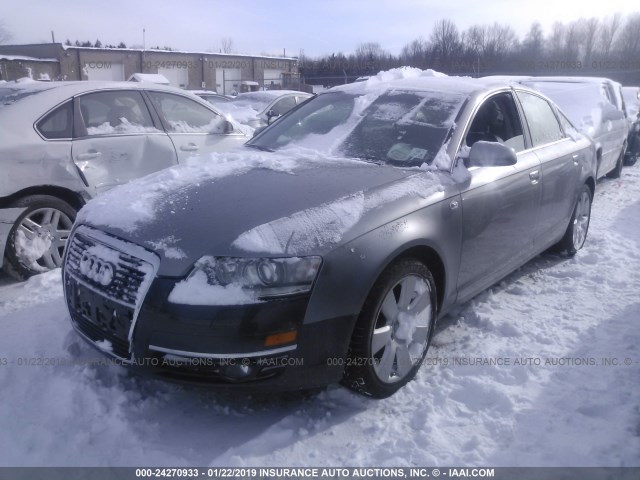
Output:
left=0, top=44, right=299, bottom=91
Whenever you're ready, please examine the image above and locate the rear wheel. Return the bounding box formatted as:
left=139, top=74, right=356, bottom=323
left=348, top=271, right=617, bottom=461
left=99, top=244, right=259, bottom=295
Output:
left=342, top=259, right=437, bottom=398
left=4, top=195, right=76, bottom=280
left=552, top=185, right=592, bottom=256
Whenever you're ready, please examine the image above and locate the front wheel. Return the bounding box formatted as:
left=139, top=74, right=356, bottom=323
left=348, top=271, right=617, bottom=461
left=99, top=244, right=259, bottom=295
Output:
left=552, top=185, right=592, bottom=256
left=342, top=259, right=437, bottom=398
left=4, top=195, right=76, bottom=280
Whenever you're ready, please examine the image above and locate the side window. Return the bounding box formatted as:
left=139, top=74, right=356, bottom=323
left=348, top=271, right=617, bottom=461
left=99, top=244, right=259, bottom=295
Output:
left=516, top=92, right=564, bottom=147
left=147, top=92, right=229, bottom=133
left=37, top=101, right=73, bottom=139
left=271, top=96, right=297, bottom=116
left=557, top=109, right=579, bottom=139
left=78, top=90, right=156, bottom=136
left=465, top=93, right=525, bottom=152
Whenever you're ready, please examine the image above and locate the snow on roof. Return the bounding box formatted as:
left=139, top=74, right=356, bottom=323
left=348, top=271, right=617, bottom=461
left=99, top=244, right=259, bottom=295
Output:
left=333, top=67, right=480, bottom=96
left=128, top=73, right=170, bottom=85
left=0, top=55, right=58, bottom=62
left=59, top=44, right=298, bottom=61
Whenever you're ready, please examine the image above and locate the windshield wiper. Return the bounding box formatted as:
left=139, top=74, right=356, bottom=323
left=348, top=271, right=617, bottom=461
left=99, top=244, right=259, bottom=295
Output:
left=245, top=144, right=275, bottom=153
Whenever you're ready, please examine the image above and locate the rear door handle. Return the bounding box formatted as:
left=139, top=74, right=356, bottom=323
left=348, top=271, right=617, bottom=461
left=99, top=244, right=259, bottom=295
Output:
left=180, top=143, right=199, bottom=152
left=572, top=154, right=580, bottom=165
left=529, top=170, right=540, bottom=185
left=76, top=151, right=101, bottom=161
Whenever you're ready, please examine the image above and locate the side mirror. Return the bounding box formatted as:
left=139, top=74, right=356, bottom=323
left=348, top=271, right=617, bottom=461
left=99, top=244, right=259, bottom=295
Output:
left=221, top=120, right=234, bottom=134
left=266, top=109, right=280, bottom=125
left=467, top=141, right=517, bottom=167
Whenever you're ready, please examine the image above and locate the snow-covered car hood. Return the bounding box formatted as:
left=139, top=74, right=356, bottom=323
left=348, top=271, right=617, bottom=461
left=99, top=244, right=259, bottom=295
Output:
left=76, top=148, right=450, bottom=277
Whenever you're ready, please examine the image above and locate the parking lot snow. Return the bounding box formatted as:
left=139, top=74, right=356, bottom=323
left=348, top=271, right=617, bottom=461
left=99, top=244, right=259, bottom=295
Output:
left=0, top=165, right=639, bottom=467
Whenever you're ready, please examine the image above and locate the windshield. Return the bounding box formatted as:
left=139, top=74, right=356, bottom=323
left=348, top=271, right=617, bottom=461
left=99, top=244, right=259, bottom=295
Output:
left=249, top=90, right=465, bottom=167
left=231, top=92, right=278, bottom=110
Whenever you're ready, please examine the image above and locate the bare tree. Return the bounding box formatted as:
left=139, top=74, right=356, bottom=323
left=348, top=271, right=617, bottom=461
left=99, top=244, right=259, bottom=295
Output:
left=615, top=13, right=640, bottom=59
left=578, top=18, right=599, bottom=62
left=598, top=13, right=622, bottom=56
left=547, top=22, right=565, bottom=57
left=0, top=20, right=12, bottom=44
left=563, top=21, right=583, bottom=59
left=220, top=37, right=234, bottom=54
left=355, top=42, right=387, bottom=60
left=522, top=21, right=544, bottom=60
left=430, top=19, right=461, bottom=65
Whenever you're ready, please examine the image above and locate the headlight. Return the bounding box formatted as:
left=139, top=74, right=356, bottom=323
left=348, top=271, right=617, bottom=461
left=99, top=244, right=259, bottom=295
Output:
left=185, top=255, right=322, bottom=299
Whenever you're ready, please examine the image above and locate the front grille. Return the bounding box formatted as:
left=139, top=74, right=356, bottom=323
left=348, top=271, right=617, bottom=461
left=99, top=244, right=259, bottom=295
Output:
left=65, top=232, right=152, bottom=308
left=64, top=226, right=159, bottom=361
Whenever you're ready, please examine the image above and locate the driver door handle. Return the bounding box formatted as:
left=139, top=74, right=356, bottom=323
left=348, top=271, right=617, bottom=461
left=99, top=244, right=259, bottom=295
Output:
left=180, top=143, right=199, bottom=152
left=529, top=170, right=540, bottom=185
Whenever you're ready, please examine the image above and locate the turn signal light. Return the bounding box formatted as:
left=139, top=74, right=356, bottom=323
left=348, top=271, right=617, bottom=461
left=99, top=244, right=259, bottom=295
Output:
left=265, top=330, right=297, bottom=347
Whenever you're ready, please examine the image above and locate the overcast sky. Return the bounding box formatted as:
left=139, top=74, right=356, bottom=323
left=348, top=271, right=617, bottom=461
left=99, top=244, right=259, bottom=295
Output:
left=2, top=0, right=639, bottom=57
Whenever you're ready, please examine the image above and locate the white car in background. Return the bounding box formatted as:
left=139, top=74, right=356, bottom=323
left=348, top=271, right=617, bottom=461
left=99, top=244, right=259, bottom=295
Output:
left=517, top=77, right=628, bottom=179
left=0, top=81, right=249, bottom=279
left=217, top=90, right=313, bottom=129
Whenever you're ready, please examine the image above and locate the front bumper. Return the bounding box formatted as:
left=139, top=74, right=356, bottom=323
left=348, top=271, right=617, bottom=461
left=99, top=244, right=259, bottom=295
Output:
left=63, top=228, right=354, bottom=391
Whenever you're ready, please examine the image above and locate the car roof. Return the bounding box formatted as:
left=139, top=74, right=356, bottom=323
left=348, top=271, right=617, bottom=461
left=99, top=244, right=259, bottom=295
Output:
left=332, top=72, right=501, bottom=98
left=0, top=80, right=234, bottom=124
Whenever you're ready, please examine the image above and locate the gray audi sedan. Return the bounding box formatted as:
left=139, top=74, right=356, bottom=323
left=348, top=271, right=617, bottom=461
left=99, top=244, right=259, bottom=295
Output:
left=62, top=71, right=597, bottom=398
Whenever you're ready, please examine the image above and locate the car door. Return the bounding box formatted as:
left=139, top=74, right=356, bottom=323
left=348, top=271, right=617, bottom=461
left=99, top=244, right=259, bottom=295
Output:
left=515, top=90, right=582, bottom=245
left=71, top=90, right=178, bottom=195
left=456, top=91, right=542, bottom=303
left=599, top=84, right=626, bottom=173
left=145, top=91, right=247, bottom=163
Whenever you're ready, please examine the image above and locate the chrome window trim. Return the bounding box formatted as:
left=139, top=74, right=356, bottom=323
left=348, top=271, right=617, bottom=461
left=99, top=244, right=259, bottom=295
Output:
left=149, top=344, right=297, bottom=359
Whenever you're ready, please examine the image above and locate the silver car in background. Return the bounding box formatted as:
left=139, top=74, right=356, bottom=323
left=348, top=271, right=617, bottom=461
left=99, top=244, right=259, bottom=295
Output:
left=622, top=86, right=640, bottom=166
left=517, top=77, right=628, bottom=179
left=0, top=81, right=248, bottom=279
left=217, top=90, right=313, bottom=128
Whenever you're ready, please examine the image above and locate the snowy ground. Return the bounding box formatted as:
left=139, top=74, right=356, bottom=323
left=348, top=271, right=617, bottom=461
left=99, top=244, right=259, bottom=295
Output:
left=0, top=165, right=639, bottom=467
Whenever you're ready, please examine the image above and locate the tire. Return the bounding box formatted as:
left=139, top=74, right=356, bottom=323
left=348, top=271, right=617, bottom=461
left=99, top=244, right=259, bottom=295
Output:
left=342, top=258, right=437, bottom=398
left=3, top=195, right=76, bottom=280
left=552, top=185, right=592, bottom=256
left=624, top=153, right=638, bottom=167
left=607, top=149, right=624, bottom=179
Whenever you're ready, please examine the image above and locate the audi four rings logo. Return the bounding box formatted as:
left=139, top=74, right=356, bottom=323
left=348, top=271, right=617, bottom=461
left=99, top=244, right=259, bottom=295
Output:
left=79, top=253, right=115, bottom=286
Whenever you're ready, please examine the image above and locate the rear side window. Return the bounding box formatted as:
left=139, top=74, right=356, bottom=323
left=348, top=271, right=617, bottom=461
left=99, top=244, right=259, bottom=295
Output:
left=516, top=92, right=564, bottom=147
left=147, top=91, right=229, bottom=133
left=36, top=101, right=73, bottom=139
left=271, top=96, right=297, bottom=116
left=78, top=90, right=157, bottom=136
